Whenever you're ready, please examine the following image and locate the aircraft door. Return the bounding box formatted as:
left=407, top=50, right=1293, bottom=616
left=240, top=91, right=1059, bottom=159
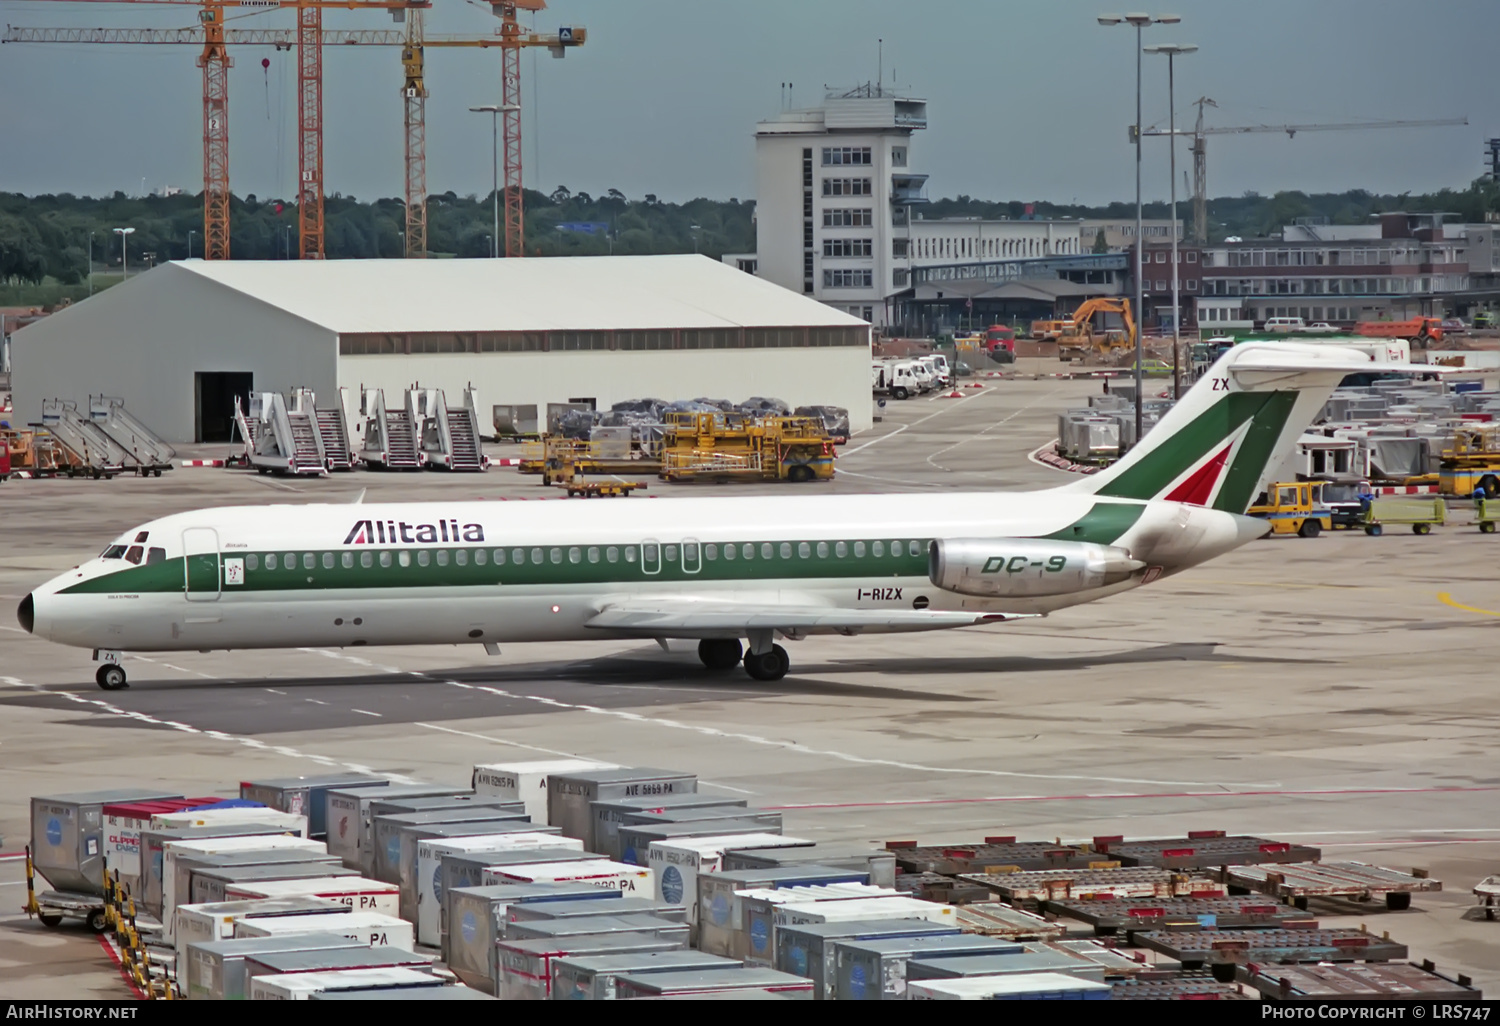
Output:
left=182, top=527, right=221, bottom=601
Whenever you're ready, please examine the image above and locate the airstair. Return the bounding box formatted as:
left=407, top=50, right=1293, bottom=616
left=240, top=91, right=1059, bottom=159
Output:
left=359, top=388, right=423, bottom=470
left=37, top=400, right=128, bottom=478
left=240, top=391, right=328, bottom=476
left=88, top=395, right=176, bottom=476
left=301, top=387, right=355, bottom=471
left=417, top=385, right=487, bottom=472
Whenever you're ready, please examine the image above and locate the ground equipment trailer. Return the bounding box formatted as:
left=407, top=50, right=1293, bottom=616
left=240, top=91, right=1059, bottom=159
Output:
left=1136, top=928, right=1407, bottom=983
left=1247, top=482, right=1333, bottom=537
left=1042, top=897, right=1316, bottom=939
left=1222, top=861, right=1440, bottom=911
left=1361, top=495, right=1446, bottom=535
left=1477, top=497, right=1499, bottom=533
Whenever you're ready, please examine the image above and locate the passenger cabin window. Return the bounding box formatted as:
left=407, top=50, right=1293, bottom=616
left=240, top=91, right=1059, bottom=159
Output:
left=246, top=554, right=260, bottom=571
left=146, top=547, right=167, bottom=565
left=266, top=553, right=279, bottom=570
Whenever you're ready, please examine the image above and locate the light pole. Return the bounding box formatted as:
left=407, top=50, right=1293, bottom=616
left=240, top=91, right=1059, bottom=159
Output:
left=187, top=229, right=197, bottom=260
left=483, top=234, right=493, bottom=259
left=1145, top=42, right=1197, bottom=400
left=113, top=227, right=136, bottom=280
left=1099, top=12, right=1179, bottom=441
left=690, top=224, right=701, bottom=254
left=87, top=231, right=95, bottom=296
left=469, top=103, right=521, bottom=258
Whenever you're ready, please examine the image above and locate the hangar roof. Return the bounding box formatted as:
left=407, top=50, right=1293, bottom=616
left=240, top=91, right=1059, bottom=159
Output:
left=176, top=255, right=866, bottom=334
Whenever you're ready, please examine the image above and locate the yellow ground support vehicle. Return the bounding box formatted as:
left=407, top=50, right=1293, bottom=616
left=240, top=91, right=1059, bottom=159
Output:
left=1247, top=482, right=1333, bottom=537
left=1361, top=496, right=1445, bottom=536
left=1438, top=425, right=1500, bottom=498
left=659, top=412, right=835, bottom=483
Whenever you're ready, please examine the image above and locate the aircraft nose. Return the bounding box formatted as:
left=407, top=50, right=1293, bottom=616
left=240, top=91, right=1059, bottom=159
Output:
left=17, top=593, right=35, bottom=634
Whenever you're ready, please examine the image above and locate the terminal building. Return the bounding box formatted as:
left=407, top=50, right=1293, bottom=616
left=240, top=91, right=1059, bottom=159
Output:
left=737, top=85, right=1178, bottom=333
left=11, top=255, right=871, bottom=443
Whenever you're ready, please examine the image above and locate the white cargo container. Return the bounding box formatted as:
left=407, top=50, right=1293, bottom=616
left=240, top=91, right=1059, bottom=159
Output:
left=153, top=807, right=310, bottom=840
left=224, top=877, right=400, bottom=918
left=414, top=833, right=584, bottom=947
left=773, top=895, right=956, bottom=928
left=248, top=967, right=443, bottom=1000
left=546, top=769, right=697, bottom=850
left=161, top=836, right=328, bottom=942
left=323, top=784, right=464, bottom=870
left=175, top=898, right=349, bottom=964
left=183, top=933, right=364, bottom=1000
left=234, top=910, right=414, bottom=951
left=32, top=789, right=181, bottom=897
left=732, top=884, right=901, bottom=965
left=905, top=972, right=1111, bottom=1000
left=482, top=859, right=653, bottom=897
left=471, top=759, right=616, bottom=826
left=645, top=833, right=812, bottom=927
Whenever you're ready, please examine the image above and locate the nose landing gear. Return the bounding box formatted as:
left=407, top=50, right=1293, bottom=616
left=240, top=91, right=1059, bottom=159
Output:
left=95, top=664, right=128, bottom=691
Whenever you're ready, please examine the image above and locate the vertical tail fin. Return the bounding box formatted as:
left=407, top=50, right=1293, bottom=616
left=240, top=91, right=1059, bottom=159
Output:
left=1064, top=342, right=1428, bottom=514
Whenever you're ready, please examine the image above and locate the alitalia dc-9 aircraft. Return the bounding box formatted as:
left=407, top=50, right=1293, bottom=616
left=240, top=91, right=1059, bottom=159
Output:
left=19, top=343, right=1415, bottom=690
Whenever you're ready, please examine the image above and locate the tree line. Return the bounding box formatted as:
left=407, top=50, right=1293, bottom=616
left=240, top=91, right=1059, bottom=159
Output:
left=2, top=177, right=1496, bottom=297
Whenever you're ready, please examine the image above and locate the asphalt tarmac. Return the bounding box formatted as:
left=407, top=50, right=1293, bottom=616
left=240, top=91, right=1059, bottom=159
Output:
left=2, top=366, right=1497, bottom=997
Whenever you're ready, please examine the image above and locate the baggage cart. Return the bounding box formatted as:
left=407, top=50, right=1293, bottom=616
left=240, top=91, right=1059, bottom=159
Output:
left=1041, top=896, right=1316, bottom=937
left=1091, top=832, right=1321, bottom=870
left=1110, top=972, right=1252, bottom=1000
left=1238, top=961, right=1481, bottom=1001
left=1137, top=928, right=1407, bottom=982
left=1222, top=861, right=1441, bottom=910
left=958, top=867, right=1222, bottom=904
left=1361, top=495, right=1446, bottom=535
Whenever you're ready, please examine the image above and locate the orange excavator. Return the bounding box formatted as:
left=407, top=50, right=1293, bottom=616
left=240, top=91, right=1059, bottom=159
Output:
left=1049, top=298, right=1137, bottom=361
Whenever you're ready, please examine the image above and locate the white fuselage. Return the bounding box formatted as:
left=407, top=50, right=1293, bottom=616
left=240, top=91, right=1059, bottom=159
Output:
left=23, top=490, right=1260, bottom=654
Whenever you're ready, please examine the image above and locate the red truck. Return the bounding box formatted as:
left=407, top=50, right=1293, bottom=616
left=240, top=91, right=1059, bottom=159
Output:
left=984, top=325, right=1016, bottom=363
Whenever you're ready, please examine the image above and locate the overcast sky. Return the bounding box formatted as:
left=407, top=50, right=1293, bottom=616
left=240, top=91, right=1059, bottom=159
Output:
left=0, top=0, right=1492, bottom=207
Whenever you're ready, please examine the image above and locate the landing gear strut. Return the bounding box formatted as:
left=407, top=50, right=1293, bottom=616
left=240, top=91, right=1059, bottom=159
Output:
left=697, top=639, right=743, bottom=671
left=743, top=644, right=789, bottom=682
left=95, top=664, right=128, bottom=691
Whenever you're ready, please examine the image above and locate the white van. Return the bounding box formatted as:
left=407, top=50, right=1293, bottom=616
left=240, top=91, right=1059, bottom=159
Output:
left=1263, top=317, right=1307, bottom=332
left=908, top=360, right=936, bottom=393
left=874, top=360, right=921, bottom=400
left=918, top=354, right=952, bottom=387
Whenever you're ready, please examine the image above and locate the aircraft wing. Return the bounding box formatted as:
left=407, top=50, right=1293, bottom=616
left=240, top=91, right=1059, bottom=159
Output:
left=585, top=603, right=1035, bottom=637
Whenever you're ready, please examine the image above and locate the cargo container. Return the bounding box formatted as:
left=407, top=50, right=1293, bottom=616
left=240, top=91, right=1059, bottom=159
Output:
left=547, top=768, right=697, bottom=849
left=248, top=967, right=444, bottom=1000
left=493, top=933, right=684, bottom=1000
left=396, top=821, right=554, bottom=911
left=239, top=773, right=386, bottom=838
left=183, top=932, right=363, bottom=1000
left=774, top=895, right=956, bottom=928
left=415, top=835, right=584, bottom=946
left=243, top=945, right=435, bottom=984
left=617, top=821, right=798, bottom=867
left=160, top=835, right=328, bottom=938
left=182, top=850, right=344, bottom=905
left=591, top=795, right=748, bottom=861
left=504, top=913, right=689, bottom=946
left=905, top=950, right=1107, bottom=982
left=309, top=986, right=495, bottom=1000
left=482, top=858, right=653, bottom=897
left=612, top=967, right=814, bottom=999
left=507, top=897, right=686, bottom=932
left=472, top=759, right=618, bottom=826
left=444, top=883, right=625, bottom=991
left=832, top=933, right=1028, bottom=1000
left=551, top=950, right=740, bottom=1000
left=175, top=899, right=350, bottom=965
left=438, top=848, right=594, bottom=955
left=225, top=876, right=400, bottom=918
left=696, top=867, right=874, bottom=959
left=152, top=805, right=310, bottom=841
left=624, top=806, right=783, bottom=834
left=906, top=972, right=1112, bottom=1000
left=645, top=833, right=813, bottom=927
left=721, top=845, right=898, bottom=889
left=370, top=810, right=537, bottom=885
left=739, top=886, right=905, bottom=967
left=102, top=797, right=223, bottom=899
left=368, top=793, right=524, bottom=821
left=775, top=918, right=959, bottom=998
left=141, top=825, right=313, bottom=919
left=31, top=788, right=180, bottom=895
left=324, top=784, right=467, bottom=871
left=185, top=862, right=359, bottom=911
left=234, top=910, right=415, bottom=950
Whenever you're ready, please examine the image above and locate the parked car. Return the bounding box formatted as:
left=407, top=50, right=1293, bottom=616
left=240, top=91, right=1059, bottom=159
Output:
left=1440, top=318, right=1467, bottom=333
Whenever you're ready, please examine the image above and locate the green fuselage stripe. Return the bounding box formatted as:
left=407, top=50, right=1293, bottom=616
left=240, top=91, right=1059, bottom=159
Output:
left=1040, top=502, right=1145, bottom=545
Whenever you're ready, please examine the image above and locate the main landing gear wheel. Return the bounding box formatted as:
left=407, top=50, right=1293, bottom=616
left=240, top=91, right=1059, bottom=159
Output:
left=95, top=664, right=128, bottom=691
left=743, top=644, right=790, bottom=682
left=698, top=638, right=744, bottom=671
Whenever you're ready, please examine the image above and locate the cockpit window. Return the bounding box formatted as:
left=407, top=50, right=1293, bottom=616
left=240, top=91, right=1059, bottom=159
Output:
left=134, top=531, right=150, bottom=543
left=146, top=547, right=167, bottom=565
left=124, top=546, right=144, bottom=565
left=101, top=545, right=127, bottom=559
